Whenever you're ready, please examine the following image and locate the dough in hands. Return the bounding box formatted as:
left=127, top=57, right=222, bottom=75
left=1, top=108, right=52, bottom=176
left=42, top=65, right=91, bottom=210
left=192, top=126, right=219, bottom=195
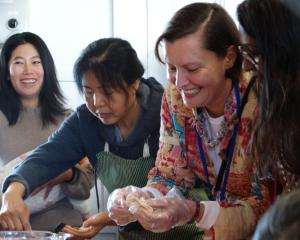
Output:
left=126, top=194, right=153, bottom=214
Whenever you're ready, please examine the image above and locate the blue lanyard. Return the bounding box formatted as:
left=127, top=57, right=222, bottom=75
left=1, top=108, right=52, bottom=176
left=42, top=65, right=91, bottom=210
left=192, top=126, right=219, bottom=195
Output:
left=195, top=81, right=241, bottom=201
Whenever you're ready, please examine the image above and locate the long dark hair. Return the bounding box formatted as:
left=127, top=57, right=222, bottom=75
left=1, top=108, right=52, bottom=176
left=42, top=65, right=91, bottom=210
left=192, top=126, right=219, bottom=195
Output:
left=0, top=32, right=67, bottom=127
left=74, top=38, right=144, bottom=96
left=237, top=0, right=300, bottom=175
left=155, top=2, right=242, bottom=82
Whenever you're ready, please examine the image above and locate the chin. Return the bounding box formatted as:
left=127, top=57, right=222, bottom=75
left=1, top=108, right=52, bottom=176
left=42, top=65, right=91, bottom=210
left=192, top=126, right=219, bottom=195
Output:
left=182, top=99, right=202, bottom=109
left=99, top=119, right=115, bottom=125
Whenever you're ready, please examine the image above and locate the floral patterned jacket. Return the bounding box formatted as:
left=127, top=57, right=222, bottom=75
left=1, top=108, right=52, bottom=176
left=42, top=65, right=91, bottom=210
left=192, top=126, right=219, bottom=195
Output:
left=147, top=77, right=273, bottom=240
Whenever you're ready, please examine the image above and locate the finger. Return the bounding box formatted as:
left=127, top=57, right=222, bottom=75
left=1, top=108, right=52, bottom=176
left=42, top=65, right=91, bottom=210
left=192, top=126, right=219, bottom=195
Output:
left=0, top=218, right=8, bottom=230
left=14, top=216, right=25, bottom=230
left=145, top=198, right=170, bottom=208
left=109, top=206, right=130, bottom=218
left=133, top=207, right=168, bottom=229
left=137, top=214, right=169, bottom=233
left=111, top=206, right=130, bottom=214
left=63, top=225, right=94, bottom=238
left=19, top=210, right=31, bottom=231
left=82, top=217, right=99, bottom=227
left=2, top=214, right=19, bottom=230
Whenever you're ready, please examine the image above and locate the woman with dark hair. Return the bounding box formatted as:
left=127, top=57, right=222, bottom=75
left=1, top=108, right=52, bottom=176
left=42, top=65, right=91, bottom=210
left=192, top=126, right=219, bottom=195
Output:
left=0, top=32, right=91, bottom=231
left=0, top=31, right=67, bottom=163
left=108, top=3, right=272, bottom=240
left=0, top=37, right=163, bottom=238
left=237, top=0, right=300, bottom=193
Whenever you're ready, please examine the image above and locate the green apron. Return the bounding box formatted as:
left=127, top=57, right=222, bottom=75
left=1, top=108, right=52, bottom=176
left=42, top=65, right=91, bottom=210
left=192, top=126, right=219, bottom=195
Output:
left=95, top=141, right=203, bottom=240
left=95, top=141, right=154, bottom=193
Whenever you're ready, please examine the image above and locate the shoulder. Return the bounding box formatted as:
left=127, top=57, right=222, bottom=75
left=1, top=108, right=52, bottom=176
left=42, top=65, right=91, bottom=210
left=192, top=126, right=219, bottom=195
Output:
left=139, top=78, right=164, bottom=117
left=140, top=77, right=164, bottom=103
left=74, top=104, right=93, bottom=118
left=68, top=104, right=100, bottom=128
left=142, top=77, right=164, bottom=93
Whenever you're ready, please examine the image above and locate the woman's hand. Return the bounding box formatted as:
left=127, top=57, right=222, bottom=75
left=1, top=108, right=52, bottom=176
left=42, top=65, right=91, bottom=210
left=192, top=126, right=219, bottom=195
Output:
left=63, top=212, right=115, bottom=239
left=0, top=182, right=31, bottom=230
left=31, top=169, right=73, bottom=199
left=133, top=197, right=196, bottom=233
left=107, top=186, right=152, bottom=226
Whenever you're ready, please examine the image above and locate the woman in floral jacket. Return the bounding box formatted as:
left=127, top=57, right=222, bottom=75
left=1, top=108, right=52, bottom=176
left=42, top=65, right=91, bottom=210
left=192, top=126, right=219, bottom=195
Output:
left=108, top=3, right=273, bottom=240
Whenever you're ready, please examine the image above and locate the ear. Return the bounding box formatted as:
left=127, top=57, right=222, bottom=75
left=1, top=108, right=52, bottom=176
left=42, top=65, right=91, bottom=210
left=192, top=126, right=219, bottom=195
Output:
left=132, top=78, right=141, bottom=92
left=224, top=45, right=237, bottom=69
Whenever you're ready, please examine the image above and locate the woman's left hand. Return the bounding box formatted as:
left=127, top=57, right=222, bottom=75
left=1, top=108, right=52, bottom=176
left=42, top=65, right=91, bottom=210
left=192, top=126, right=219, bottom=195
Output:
left=63, top=212, right=115, bottom=239
left=133, top=197, right=195, bottom=233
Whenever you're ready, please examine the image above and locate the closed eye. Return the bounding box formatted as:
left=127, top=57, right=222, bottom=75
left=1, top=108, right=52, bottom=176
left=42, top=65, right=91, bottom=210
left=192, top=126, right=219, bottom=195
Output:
left=83, top=88, right=94, bottom=98
left=186, top=67, right=199, bottom=73
left=32, top=60, right=42, bottom=65
left=13, top=60, right=24, bottom=65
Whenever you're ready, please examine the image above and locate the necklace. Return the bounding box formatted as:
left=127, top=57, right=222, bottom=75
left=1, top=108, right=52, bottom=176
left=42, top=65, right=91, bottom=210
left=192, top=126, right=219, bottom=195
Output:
left=193, top=109, right=228, bottom=148
left=191, top=82, right=236, bottom=149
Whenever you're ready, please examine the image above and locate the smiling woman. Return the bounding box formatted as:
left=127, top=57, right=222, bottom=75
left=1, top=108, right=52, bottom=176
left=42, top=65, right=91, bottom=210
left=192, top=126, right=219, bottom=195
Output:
left=0, top=32, right=68, bottom=166
left=0, top=32, right=92, bottom=231
left=108, top=3, right=273, bottom=240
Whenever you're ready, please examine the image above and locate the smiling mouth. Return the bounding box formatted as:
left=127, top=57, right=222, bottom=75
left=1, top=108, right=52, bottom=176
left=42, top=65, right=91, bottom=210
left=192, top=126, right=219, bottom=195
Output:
left=20, top=79, right=37, bottom=84
left=181, top=87, right=202, bottom=96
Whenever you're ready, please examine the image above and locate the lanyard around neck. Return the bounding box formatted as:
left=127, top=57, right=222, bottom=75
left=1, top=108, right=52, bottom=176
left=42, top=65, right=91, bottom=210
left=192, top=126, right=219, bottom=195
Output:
left=195, top=80, right=241, bottom=201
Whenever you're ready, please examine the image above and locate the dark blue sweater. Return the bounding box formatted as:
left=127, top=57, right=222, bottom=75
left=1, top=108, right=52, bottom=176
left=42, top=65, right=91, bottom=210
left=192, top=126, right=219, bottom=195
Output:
left=3, top=77, right=164, bottom=197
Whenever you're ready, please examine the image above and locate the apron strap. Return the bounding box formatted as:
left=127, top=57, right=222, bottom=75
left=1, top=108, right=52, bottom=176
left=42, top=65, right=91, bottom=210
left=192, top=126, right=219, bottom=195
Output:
left=104, top=142, right=109, bottom=152
left=94, top=169, right=100, bottom=213
left=143, top=138, right=150, bottom=157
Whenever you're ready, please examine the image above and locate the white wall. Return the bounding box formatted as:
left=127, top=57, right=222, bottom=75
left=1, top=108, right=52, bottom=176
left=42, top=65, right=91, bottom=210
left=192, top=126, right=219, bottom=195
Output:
left=27, top=0, right=113, bottom=109
left=0, top=0, right=29, bottom=44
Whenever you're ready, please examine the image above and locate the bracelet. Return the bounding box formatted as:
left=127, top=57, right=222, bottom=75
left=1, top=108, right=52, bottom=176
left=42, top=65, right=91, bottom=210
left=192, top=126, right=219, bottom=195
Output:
left=188, top=200, right=201, bottom=224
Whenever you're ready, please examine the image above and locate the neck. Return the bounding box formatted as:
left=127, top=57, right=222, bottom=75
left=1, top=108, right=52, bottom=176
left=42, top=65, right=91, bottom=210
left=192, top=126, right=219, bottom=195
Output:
left=206, top=79, right=232, bottom=117
left=118, top=99, right=141, bottom=140
left=21, top=98, right=39, bottom=109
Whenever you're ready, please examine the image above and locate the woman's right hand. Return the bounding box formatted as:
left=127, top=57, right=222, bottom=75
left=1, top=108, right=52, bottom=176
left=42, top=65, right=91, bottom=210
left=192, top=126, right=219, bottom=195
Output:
left=0, top=182, right=31, bottom=230
left=107, top=186, right=152, bottom=226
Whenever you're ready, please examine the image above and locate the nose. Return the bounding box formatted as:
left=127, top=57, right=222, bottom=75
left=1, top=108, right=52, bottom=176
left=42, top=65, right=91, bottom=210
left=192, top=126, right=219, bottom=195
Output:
left=23, top=62, right=33, bottom=74
left=175, top=69, right=188, bottom=89
left=93, top=92, right=106, bottom=108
